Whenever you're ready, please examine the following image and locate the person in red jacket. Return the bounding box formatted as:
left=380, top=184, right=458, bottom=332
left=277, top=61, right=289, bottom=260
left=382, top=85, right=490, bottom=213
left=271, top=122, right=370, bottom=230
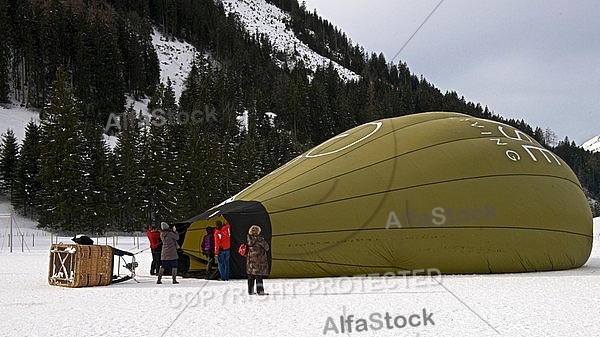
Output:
left=214, top=220, right=231, bottom=281
left=146, top=226, right=162, bottom=275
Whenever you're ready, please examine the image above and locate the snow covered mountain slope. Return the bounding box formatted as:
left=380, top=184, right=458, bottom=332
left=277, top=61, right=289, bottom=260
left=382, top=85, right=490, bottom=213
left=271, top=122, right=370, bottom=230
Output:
left=582, top=135, right=600, bottom=153
left=105, top=28, right=198, bottom=149
left=151, top=28, right=199, bottom=103
left=125, top=28, right=198, bottom=117
left=221, top=0, right=360, bottom=82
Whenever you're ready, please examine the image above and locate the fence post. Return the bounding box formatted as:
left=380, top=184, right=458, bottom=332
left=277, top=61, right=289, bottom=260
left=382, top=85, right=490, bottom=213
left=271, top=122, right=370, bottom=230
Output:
left=9, top=215, right=12, bottom=253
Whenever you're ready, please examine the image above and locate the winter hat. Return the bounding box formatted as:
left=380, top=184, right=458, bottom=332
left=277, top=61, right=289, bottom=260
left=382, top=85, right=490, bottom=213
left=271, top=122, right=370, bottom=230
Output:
left=249, top=225, right=261, bottom=235
left=161, top=222, right=169, bottom=230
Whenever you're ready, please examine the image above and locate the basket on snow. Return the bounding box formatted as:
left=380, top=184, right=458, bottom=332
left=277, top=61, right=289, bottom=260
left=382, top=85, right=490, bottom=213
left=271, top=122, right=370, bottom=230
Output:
left=48, top=243, right=137, bottom=288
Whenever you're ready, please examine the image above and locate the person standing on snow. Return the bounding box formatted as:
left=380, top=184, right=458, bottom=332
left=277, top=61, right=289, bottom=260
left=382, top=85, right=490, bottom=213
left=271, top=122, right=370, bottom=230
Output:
left=202, top=226, right=215, bottom=279
left=214, top=220, right=231, bottom=281
left=146, top=226, right=162, bottom=275
left=246, top=225, right=270, bottom=295
left=157, top=222, right=180, bottom=284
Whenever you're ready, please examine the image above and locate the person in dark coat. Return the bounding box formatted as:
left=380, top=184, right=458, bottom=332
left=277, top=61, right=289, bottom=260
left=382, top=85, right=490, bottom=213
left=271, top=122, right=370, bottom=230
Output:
left=146, top=226, right=162, bottom=275
left=201, top=226, right=215, bottom=279
left=157, top=222, right=180, bottom=284
left=246, top=224, right=270, bottom=295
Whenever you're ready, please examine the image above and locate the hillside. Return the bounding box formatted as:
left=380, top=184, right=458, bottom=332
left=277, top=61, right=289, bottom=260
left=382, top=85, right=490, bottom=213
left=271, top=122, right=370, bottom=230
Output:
left=0, top=0, right=598, bottom=232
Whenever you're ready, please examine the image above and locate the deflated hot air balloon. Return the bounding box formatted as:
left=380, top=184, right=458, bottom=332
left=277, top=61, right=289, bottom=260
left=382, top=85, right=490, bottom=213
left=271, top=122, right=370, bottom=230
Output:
left=179, top=112, right=593, bottom=278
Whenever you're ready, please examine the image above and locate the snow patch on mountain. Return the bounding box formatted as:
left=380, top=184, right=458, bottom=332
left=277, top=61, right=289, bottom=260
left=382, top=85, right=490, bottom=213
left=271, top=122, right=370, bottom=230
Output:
left=221, top=0, right=360, bottom=82
left=237, top=110, right=277, bottom=132
left=151, top=28, right=199, bottom=102
left=0, top=104, right=39, bottom=143
left=103, top=29, right=198, bottom=150
left=582, top=135, right=600, bottom=153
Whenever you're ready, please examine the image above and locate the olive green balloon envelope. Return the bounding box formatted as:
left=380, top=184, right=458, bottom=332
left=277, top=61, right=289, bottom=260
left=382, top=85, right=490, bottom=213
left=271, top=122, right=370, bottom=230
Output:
left=181, top=112, right=593, bottom=277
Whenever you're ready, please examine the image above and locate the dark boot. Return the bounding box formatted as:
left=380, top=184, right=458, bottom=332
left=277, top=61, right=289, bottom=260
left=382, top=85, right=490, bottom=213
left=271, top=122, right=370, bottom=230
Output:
left=256, top=277, right=266, bottom=295
left=172, top=268, right=179, bottom=284
left=248, top=276, right=256, bottom=295
left=157, top=267, right=164, bottom=284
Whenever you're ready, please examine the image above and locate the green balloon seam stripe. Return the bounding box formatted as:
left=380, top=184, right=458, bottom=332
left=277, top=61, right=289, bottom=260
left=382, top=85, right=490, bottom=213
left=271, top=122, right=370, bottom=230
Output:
left=270, top=226, right=593, bottom=239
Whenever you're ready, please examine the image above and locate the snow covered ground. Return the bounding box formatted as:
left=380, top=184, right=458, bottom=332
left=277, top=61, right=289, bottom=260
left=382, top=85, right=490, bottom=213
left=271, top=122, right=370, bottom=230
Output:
left=0, top=202, right=598, bottom=337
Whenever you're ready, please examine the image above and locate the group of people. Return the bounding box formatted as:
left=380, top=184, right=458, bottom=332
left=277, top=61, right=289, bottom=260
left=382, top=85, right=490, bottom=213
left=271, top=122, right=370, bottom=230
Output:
left=146, top=222, right=180, bottom=284
left=148, top=219, right=270, bottom=295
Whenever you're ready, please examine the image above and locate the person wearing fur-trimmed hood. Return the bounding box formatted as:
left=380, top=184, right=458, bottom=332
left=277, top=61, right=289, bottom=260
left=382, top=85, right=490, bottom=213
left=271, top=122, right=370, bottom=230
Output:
left=246, top=224, right=270, bottom=295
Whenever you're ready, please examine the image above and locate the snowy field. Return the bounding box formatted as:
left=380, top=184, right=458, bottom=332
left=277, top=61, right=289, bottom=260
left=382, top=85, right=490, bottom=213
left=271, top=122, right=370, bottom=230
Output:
left=0, top=207, right=598, bottom=337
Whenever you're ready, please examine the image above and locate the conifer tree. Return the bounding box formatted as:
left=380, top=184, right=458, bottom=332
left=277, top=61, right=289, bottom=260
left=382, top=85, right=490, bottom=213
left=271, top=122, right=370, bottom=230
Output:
left=0, top=0, right=9, bottom=102
left=178, top=59, right=225, bottom=215
left=12, top=121, right=41, bottom=217
left=113, top=106, right=145, bottom=231
left=88, top=15, right=125, bottom=125
left=307, top=77, right=333, bottom=144
left=180, top=124, right=211, bottom=216
left=38, top=69, right=112, bottom=233
left=0, top=129, right=19, bottom=195
left=140, top=81, right=183, bottom=225
left=79, top=120, right=115, bottom=234
left=38, top=70, right=82, bottom=231
left=179, top=62, right=201, bottom=114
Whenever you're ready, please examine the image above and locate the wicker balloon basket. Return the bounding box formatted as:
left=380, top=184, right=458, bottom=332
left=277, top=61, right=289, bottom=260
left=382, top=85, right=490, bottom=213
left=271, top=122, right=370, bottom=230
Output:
left=48, top=244, right=136, bottom=288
